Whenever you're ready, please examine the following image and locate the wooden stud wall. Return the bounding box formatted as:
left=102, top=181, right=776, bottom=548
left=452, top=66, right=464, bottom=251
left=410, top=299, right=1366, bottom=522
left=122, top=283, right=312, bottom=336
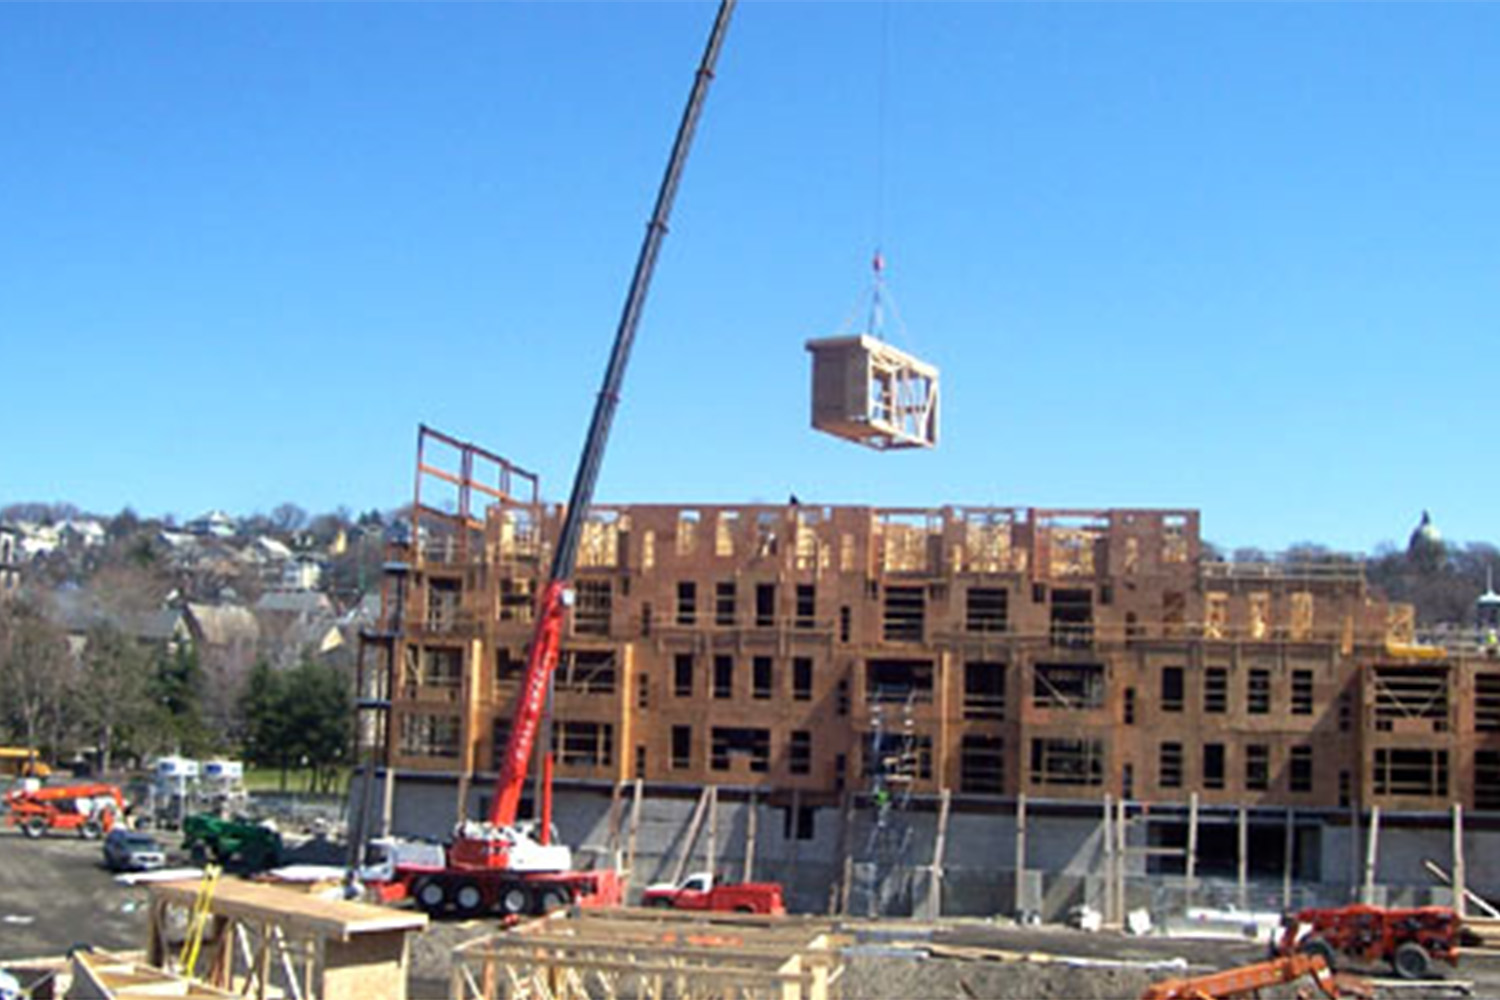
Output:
left=369, top=483, right=1500, bottom=816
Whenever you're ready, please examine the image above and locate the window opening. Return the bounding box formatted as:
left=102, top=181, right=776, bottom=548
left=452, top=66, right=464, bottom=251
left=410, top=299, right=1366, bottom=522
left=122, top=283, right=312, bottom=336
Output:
left=1161, top=666, right=1185, bottom=713
left=1290, top=746, right=1313, bottom=793
left=552, top=721, right=614, bottom=768
left=1373, top=747, right=1448, bottom=797
left=1246, top=744, right=1270, bottom=791
left=713, top=655, right=734, bottom=700
left=1291, top=669, right=1314, bottom=716
left=755, top=583, right=776, bottom=627
left=1029, top=738, right=1105, bottom=787
left=572, top=579, right=612, bottom=636
left=793, top=657, right=813, bottom=701
left=1203, top=743, right=1225, bottom=790
left=1248, top=669, right=1271, bottom=714
left=795, top=584, right=816, bottom=628
left=753, top=656, right=773, bottom=700
left=866, top=658, right=934, bottom=704
left=676, top=581, right=697, bottom=626
left=789, top=731, right=811, bottom=775
left=674, top=653, right=694, bottom=697
left=1049, top=588, right=1094, bottom=649
left=966, top=587, right=1008, bottom=633
left=557, top=649, right=616, bottom=695
left=671, top=725, right=692, bottom=769
left=711, top=727, right=770, bottom=773
left=962, top=661, right=1005, bottom=721
left=1159, top=742, right=1183, bottom=789
left=883, top=585, right=925, bottom=641
left=715, top=581, right=737, bottom=627
left=1204, top=667, right=1228, bottom=714
left=1032, top=662, right=1106, bottom=710
left=960, top=734, right=1005, bottom=794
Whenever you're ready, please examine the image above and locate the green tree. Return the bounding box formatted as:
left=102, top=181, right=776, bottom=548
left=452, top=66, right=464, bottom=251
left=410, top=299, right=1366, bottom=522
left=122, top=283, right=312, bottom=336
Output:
left=239, top=659, right=290, bottom=786
left=280, top=659, right=353, bottom=793
left=149, top=645, right=215, bottom=756
left=239, top=658, right=352, bottom=793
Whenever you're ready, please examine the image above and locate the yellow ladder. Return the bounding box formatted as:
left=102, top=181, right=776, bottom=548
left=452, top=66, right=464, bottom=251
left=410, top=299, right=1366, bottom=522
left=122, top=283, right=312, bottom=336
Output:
left=178, top=863, right=222, bottom=975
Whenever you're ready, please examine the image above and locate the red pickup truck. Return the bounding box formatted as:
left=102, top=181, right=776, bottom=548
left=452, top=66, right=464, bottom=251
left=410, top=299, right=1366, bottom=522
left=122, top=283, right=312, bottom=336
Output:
left=641, top=873, right=786, bottom=915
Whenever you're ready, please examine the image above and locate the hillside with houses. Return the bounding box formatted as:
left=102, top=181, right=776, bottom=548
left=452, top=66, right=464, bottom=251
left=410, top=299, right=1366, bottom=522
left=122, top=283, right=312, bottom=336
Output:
left=0, top=503, right=391, bottom=777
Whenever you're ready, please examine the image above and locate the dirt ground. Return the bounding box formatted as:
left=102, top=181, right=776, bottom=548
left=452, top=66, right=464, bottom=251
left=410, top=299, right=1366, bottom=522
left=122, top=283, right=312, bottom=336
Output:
left=2, top=831, right=1494, bottom=999
left=412, top=914, right=1497, bottom=1000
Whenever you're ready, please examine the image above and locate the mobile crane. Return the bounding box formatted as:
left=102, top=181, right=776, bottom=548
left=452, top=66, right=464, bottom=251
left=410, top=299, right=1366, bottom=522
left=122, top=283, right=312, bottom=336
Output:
left=400, top=0, right=737, bottom=919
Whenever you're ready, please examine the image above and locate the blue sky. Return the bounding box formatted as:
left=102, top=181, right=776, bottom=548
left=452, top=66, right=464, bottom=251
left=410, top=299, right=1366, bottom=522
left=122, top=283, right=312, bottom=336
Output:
left=2, top=3, right=1497, bottom=553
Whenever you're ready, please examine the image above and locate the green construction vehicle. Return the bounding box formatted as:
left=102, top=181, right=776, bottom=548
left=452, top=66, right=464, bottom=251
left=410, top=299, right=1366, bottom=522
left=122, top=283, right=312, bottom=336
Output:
left=181, top=813, right=283, bottom=873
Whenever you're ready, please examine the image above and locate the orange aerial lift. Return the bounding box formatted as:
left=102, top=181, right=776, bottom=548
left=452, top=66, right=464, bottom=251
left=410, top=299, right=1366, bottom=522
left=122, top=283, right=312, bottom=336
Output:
left=4, top=783, right=124, bottom=839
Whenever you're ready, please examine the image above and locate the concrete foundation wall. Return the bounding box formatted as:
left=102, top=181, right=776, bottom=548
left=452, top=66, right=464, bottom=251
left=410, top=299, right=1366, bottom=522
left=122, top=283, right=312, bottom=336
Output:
left=375, top=775, right=1500, bottom=921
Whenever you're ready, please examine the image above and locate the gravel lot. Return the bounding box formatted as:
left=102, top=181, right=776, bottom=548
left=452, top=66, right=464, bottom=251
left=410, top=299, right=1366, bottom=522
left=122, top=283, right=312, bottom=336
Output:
left=2, top=829, right=1496, bottom=999
left=0, top=827, right=155, bottom=960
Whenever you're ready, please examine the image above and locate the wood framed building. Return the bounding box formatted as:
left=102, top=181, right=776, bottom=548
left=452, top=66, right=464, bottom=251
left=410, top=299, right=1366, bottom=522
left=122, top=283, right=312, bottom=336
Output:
left=357, top=429, right=1500, bottom=833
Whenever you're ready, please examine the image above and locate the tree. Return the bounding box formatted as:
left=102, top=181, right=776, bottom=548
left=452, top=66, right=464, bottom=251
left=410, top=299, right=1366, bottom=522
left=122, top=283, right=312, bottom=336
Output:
left=0, top=598, right=72, bottom=753
left=77, top=624, right=157, bottom=773
left=239, top=658, right=352, bottom=793
left=149, top=645, right=216, bottom=757
left=271, top=503, right=308, bottom=534
left=240, top=659, right=289, bottom=785
left=280, top=659, right=352, bottom=793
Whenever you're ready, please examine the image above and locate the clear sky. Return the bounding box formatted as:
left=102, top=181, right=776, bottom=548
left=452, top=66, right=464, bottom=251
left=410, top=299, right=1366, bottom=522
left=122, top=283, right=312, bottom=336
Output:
left=3, top=2, right=1497, bottom=554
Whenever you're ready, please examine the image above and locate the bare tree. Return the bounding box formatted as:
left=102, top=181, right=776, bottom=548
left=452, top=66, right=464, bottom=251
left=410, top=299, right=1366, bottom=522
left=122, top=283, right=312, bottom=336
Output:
left=0, top=598, right=72, bottom=752
left=271, top=503, right=308, bottom=534
left=78, top=624, right=156, bottom=773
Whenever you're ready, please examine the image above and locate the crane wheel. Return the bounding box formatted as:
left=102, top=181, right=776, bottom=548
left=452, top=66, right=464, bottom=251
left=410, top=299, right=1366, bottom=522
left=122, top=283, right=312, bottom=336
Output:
left=1393, top=941, right=1432, bottom=981
left=80, top=819, right=104, bottom=840
left=498, top=885, right=531, bottom=917
left=21, top=817, right=46, bottom=839
left=538, top=887, right=571, bottom=914
left=415, top=879, right=449, bottom=916
left=454, top=881, right=486, bottom=918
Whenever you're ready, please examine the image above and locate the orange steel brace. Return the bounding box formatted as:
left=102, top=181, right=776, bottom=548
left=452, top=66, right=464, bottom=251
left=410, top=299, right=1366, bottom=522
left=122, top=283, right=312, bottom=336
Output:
left=1140, top=954, right=1372, bottom=1000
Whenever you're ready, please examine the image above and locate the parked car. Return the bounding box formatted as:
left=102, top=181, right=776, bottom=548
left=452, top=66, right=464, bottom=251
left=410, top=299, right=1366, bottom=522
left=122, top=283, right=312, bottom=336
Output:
left=103, top=829, right=167, bottom=872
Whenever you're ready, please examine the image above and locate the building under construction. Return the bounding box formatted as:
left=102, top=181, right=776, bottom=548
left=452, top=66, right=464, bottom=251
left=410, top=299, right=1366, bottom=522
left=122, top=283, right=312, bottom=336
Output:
left=355, top=426, right=1500, bottom=919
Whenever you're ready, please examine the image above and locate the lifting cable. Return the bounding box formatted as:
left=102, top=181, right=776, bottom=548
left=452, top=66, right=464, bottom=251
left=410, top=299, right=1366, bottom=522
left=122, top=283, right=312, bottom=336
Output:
left=869, top=0, right=892, bottom=338
left=842, top=1, right=912, bottom=348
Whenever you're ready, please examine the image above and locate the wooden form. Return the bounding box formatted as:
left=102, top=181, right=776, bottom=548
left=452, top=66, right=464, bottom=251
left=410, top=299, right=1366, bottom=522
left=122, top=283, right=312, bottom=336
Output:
left=144, top=878, right=426, bottom=1000
left=450, top=908, right=846, bottom=1000
left=805, top=334, right=939, bottom=450
left=69, top=948, right=239, bottom=1000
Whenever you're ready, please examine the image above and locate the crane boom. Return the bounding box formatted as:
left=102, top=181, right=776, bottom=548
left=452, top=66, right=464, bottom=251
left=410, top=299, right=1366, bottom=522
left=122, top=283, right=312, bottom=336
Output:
left=487, top=0, right=736, bottom=830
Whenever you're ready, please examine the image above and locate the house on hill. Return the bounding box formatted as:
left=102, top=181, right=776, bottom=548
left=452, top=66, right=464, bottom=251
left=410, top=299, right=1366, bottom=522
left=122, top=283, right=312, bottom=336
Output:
left=253, top=590, right=343, bottom=671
